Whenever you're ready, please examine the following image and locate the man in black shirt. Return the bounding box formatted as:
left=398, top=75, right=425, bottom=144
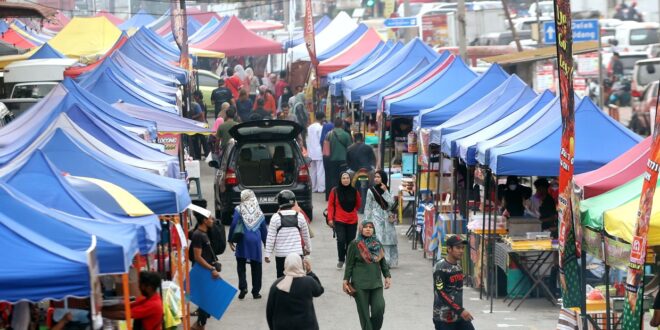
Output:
left=499, top=176, right=532, bottom=217
left=433, top=235, right=474, bottom=330
left=211, top=79, right=234, bottom=120
left=191, top=209, right=221, bottom=330
left=346, top=133, right=376, bottom=173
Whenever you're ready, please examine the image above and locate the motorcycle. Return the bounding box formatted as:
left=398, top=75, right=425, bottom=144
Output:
left=607, top=77, right=632, bottom=108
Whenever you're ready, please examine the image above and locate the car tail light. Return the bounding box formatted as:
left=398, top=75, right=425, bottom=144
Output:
left=632, top=89, right=642, bottom=98
left=225, top=168, right=238, bottom=186
left=297, top=165, right=310, bottom=182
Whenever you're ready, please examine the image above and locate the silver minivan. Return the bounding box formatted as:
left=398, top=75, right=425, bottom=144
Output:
left=632, top=58, right=660, bottom=98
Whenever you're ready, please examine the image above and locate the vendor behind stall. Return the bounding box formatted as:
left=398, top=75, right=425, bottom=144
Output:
left=103, top=271, right=163, bottom=330
left=526, top=178, right=558, bottom=237
left=498, top=176, right=532, bottom=217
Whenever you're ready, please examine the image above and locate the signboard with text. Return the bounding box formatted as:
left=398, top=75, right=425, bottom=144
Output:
left=543, top=19, right=598, bottom=44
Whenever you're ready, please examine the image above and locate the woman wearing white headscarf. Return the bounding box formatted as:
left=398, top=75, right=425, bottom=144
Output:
left=266, top=253, right=324, bottom=330
left=229, top=189, right=268, bottom=299
left=245, top=68, right=260, bottom=102
left=234, top=64, right=247, bottom=81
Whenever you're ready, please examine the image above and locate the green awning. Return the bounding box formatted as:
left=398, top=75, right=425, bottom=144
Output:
left=579, top=175, right=645, bottom=230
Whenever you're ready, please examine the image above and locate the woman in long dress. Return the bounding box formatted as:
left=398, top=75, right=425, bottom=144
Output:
left=364, top=170, right=398, bottom=268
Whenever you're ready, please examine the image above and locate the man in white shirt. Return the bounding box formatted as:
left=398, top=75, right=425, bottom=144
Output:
left=306, top=112, right=326, bottom=193
left=265, top=190, right=312, bottom=277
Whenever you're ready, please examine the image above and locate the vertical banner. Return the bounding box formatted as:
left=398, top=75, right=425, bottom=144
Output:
left=553, top=0, right=581, bottom=309
left=303, top=0, right=318, bottom=86
left=622, top=83, right=660, bottom=329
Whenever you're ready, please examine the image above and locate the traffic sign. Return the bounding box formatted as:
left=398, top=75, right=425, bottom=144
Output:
left=543, top=19, right=599, bottom=44
left=384, top=16, right=418, bottom=28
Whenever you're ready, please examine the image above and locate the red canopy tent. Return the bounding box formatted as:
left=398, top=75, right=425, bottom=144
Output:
left=185, top=8, right=219, bottom=25
left=44, top=11, right=70, bottom=32
left=63, top=35, right=128, bottom=78
left=317, top=28, right=383, bottom=76
left=192, top=16, right=283, bottom=57
left=243, top=20, right=284, bottom=32
left=0, top=28, right=36, bottom=49
left=95, top=10, right=125, bottom=26
left=574, top=136, right=651, bottom=199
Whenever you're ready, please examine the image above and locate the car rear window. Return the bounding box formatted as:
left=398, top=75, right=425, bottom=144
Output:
left=236, top=142, right=297, bottom=187
left=621, top=55, right=647, bottom=71
left=637, top=62, right=660, bottom=86
left=629, top=28, right=660, bottom=46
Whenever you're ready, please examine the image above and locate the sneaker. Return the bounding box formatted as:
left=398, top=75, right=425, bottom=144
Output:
left=253, top=293, right=262, bottom=299
left=238, top=290, right=247, bottom=300
left=336, top=262, right=344, bottom=269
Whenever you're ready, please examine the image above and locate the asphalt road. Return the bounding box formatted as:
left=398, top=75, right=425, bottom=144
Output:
left=193, top=162, right=563, bottom=330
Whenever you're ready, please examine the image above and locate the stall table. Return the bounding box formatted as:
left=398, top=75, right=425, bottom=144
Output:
left=495, top=241, right=558, bottom=311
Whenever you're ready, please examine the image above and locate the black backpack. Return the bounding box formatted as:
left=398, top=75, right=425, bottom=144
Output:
left=276, top=212, right=300, bottom=234
left=188, top=219, right=226, bottom=262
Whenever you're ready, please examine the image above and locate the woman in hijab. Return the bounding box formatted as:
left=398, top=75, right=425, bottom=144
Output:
left=245, top=68, right=260, bottom=102
left=327, top=171, right=362, bottom=269
left=364, top=170, right=398, bottom=268
left=266, top=253, right=324, bottom=330
left=343, top=220, right=392, bottom=330
left=228, top=190, right=268, bottom=299
left=234, top=64, right=247, bottom=82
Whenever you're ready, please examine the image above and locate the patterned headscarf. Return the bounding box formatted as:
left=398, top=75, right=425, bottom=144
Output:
left=239, top=189, right=264, bottom=231
left=356, top=220, right=384, bottom=264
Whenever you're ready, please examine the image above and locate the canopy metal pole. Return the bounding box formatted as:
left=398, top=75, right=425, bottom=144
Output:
left=604, top=247, right=611, bottom=330
left=379, top=117, right=386, bottom=170
left=488, top=172, right=495, bottom=313
left=452, top=159, right=459, bottom=234
left=479, top=169, right=490, bottom=300
left=122, top=273, right=133, bottom=330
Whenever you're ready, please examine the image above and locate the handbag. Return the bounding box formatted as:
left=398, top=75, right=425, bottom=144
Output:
left=229, top=218, right=245, bottom=243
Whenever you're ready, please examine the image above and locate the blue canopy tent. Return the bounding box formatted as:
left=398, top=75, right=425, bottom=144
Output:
left=0, top=20, right=8, bottom=33
left=0, top=183, right=138, bottom=274
left=78, top=57, right=179, bottom=101
left=342, top=39, right=438, bottom=102
left=317, top=23, right=368, bottom=61
left=80, top=66, right=179, bottom=113
left=118, top=9, right=156, bottom=30
left=29, top=42, right=66, bottom=59
left=429, top=75, right=524, bottom=144
left=145, top=9, right=170, bottom=32
left=189, top=16, right=228, bottom=44
left=476, top=96, right=563, bottom=167
left=283, top=15, right=331, bottom=49
left=457, top=90, right=555, bottom=166
left=3, top=152, right=160, bottom=253
left=40, top=129, right=192, bottom=214
left=117, top=39, right=188, bottom=84
left=328, top=41, right=394, bottom=96
left=385, top=57, right=477, bottom=117
left=164, top=17, right=202, bottom=42
left=0, top=212, right=91, bottom=302
left=0, top=85, right=179, bottom=176
left=110, top=50, right=181, bottom=86
left=487, top=98, right=641, bottom=176
left=62, top=78, right=158, bottom=139
left=361, top=52, right=451, bottom=113
left=414, top=64, right=509, bottom=128
left=113, top=102, right=211, bottom=134
left=132, top=27, right=181, bottom=62
left=438, top=79, right=538, bottom=157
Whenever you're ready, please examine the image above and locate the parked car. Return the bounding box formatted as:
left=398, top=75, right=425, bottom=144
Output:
left=10, top=82, right=58, bottom=99
left=528, top=1, right=553, bottom=18
left=477, top=30, right=531, bottom=46
left=612, top=22, right=660, bottom=52
left=211, top=120, right=312, bottom=225
left=0, top=98, right=38, bottom=119
left=631, top=58, right=660, bottom=99
left=630, top=81, right=658, bottom=136
left=195, top=69, right=221, bottom=112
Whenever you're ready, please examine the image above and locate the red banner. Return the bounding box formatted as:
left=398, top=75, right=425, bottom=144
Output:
left=158, top=133, right=181, bottom=156
left=303, top=0, right=317, bottom=67
left=622, top=82, right=660, bottom=327
left=553, top=0, right=581, bottom=308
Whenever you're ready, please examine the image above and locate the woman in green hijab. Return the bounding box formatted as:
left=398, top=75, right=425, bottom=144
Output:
left=343, top=220, right=392, bottom=330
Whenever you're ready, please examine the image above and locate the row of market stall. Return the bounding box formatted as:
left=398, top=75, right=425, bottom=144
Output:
left=316, top=29, right=659, bottom=324
left=1, top=12, right=213, bottom=329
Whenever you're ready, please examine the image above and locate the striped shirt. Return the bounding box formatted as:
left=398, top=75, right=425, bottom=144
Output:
left=265, top=210, right=312, bottom=258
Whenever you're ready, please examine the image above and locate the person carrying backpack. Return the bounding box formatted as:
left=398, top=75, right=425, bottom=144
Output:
left=265, top=190, right=312, bottom=278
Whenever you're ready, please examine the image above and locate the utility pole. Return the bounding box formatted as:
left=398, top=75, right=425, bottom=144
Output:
left=457, top=0, right=467, bottom=61
left=535, top=0, right=541, bottom=46
left=501, top=0, right=522, bottom=51
left=403, top=0, right=416, bottom=42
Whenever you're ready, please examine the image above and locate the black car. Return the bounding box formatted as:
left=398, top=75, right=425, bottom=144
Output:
left=211, top=120, right=312, bottom=225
